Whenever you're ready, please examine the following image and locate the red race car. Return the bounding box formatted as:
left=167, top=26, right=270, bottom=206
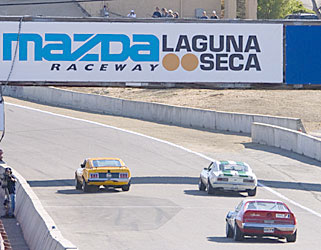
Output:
left=226, top=199, right=297, bottom=242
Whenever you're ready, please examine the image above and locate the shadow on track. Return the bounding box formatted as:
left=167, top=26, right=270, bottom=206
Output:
left=242, top=142, right=321, bottom=167
left=259, top=179, right=321, bottom=192
left=131, top=176, right=197, bottom=184
left=28, top=179, right=74, bottom=187
left=27, top=177, right=321, bottom=193
left=184, top=190, right=246, bottom=197
left=27, top=176, right=199, bottom=187
left=207, top=236, right=285, bottom=244
left=57, top=188, right=121, bottom=195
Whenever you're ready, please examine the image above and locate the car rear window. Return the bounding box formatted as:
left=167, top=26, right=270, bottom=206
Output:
left=219, top=164, right=248, bottom=172
left=92, top=159, right=121, bottom=167
left=246, top=201, right=289, bottom=212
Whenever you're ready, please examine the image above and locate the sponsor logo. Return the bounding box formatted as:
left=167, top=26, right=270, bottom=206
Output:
left=2, top=33, right=262, bottom=73
left=161, top=35, right=261, bottom=72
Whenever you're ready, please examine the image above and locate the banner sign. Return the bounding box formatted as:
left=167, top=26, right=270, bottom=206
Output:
left=0, top=22, right=283, bottom=83
left=286, top=25, right=321, bottom=84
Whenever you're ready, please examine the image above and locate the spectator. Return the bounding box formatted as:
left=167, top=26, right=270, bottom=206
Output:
left=152, top=7, right=161, bottom=18
left=127, top=10, right=136, bottom=18
left=102, top=5, right=109, bottom=18
left=161, top=8, right=168, bottom=18
left=200, top=11, right=209, bottom=19
left=174, top=12, right=179, bottom=18
left=210, top=10, right=219, bottom=19
left=1, top=168, right=16, bottom=218
left=167, top=10, right=174, bottom=18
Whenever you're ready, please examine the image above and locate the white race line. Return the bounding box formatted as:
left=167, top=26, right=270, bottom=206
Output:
left=258, top=183, right=321, bottom=219
left=6, top=102, right=321, bottom=219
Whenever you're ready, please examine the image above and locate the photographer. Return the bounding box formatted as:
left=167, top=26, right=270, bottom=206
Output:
left=1, top=168, right=16, bottom=218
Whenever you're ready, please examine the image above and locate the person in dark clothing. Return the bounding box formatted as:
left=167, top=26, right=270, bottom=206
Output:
left=152, top=7, right=161, bottom=18
left=161, top=8, right=168, bottom=18
left=200, top=11, right=209, bottom=19
left=210, top=10, right=219, bottom=19
left=2, top=168, right=16, bottom=218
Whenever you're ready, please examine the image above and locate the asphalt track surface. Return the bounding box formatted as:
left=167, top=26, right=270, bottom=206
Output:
left=2, top=98, right=321, bottom=250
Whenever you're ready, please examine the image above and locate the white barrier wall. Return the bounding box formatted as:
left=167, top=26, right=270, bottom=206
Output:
left=252, top=123, right=321, bottom=161
left=4, top=86, right=305, bottom=134
left=0, top=164, right=78, bottom=250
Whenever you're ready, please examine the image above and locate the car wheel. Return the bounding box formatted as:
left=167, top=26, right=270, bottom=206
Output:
left=226, top=221, right=233, bottom=238
left=122, top=184, right=130, bottom=191
left=286, top=230, right=297, bottom=243
left=233, top=222, right=243, bottom=241
left=207, top=178, right=216, bottom=195
left=248, top=187, right=257, bottom=196
left=75, top=176, right=82, bottom=190
left=82, top=178, right=90, bottom=193
left=198, top=177, right=206, bottom=191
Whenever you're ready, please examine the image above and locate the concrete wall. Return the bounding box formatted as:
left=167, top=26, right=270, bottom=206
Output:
left=225, top=0, right=237, bottom=19
left=4, top=86, right=305, bottom=134
left=80, top=0, right=221, bottom=18
left=252, top=123, right=321, bottom=161
left=245, top=0, right=257, bottom=19
left=0, top=164, right=78, bottom=250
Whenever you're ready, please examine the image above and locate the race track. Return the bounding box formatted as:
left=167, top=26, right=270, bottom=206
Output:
left=2, top=99, right=321, bottom=250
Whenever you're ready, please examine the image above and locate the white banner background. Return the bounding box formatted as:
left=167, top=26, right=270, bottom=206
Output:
left=0, top=22, right=283, bottom=83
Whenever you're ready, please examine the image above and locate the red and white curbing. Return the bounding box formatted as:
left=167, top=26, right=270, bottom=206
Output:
left=0, top=221, right=8, bottom=250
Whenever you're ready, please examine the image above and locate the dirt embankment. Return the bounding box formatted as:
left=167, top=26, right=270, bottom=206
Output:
left=63, top=87, right=321, bottom=133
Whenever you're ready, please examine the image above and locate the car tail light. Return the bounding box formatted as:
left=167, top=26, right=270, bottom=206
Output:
left=217, top=177, right=228, bottom=181
left=243, top=211, right=265, bottom=223
left=248, top=213, right=261, bottom=217
left=292, top=213, right=297, bottom=225
left=119, top=173, right=128, bottom=179
left=90, top=173, right=99, bottom=179
left=243, top=179, right=254, bottom=183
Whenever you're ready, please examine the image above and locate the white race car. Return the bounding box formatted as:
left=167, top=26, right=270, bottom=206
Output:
left=199, top=160, right=257, bottom=196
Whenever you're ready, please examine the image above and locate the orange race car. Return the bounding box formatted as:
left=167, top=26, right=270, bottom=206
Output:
left=75, top=157, right=131, bottom=192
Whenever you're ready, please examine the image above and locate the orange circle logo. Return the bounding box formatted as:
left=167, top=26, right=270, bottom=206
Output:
left=181, top=54, right=199, bottom=71
left=162, top=53, right=180, bottom=71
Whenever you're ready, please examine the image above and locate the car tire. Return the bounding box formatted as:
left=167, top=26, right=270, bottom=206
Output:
left=207, top=178, right=216, bottom=195
left=233, top=222, right=243, bottom=241
left=248, top=187, right=257, bottom=197
left=82, top=178, right=90, bottom=193
left=75, top=176, right=82, bottom=190
left=286, top=230, right=297, bottom=243
left=198, top=177, right=206, bottom=191
left=226, top=221, right=233, bottom=238
left=122, top=184, right=130, bottom=191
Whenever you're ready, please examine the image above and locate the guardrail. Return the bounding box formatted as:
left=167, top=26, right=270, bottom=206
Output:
left=3, top=86, right=305, bottom=134
left=0, top=164, right=78, bottom=250
left=252, top=122, right=321, bottom=161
